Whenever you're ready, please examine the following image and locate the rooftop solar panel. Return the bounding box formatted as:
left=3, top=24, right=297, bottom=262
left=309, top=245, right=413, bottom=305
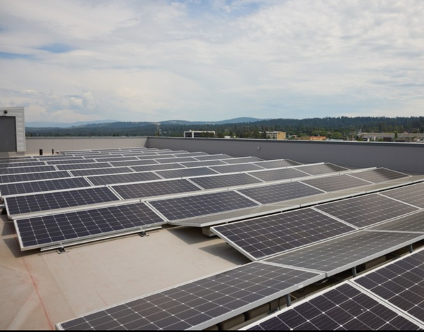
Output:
left=15, top=202, right=165, bottom=250
left=194, top=154, right=232, bottom=161
left=265, top=230, right=424, bottom=276
left=315, top=194, right=418, bottom=228
left=0, top=171, right=72, bottom=184
left=301, top=174, right=372, bottom=192
left=111, top=179, right=201, bottom=200
left=368, top=210, right=424, bottom=233
left=210, top=164, right=264, bottom=174
left=87, top=172, right=161, bottom=186
left=170, top=152, right=207, bottom=157
left=138, top=154, right=174, bottom=159
left=0, top=177, right=91, bottom=196
left=212, top=208, right=354, bottom=260
left=149, top=191, right=259, bottom=221
left=57, top=262, right=324, bottom=331
left=0, top=165, right=57, bottom=175
left=190, top=173, right=262, bottom=190
left=5, top=187, right=120, bottom=217
left=155, top=167, right=218, bottom=179
left=93, top=156, right=139, bottom=162
left=130, top=163, right=184, bottom=172
left=253, top=159, right=301, bottom=168
left=248, top=167, right=309, bottom=182
left=380, top=182, right=424, bottom=208
left=69, top=167, right=133, bottom=177
left=180, top=160, right=227, bottom=168
left=220, top=157, right=262, bottom=164
left=109, top=159, right=158, bottom=167
left=0, top=161, right=47, bottom=168
left=350, top=167, right=408, bottom=183
left=238, top=181, right=324, bottom=204
left=246, top=283, right=421, bottom=331
left=56, top=162, right=112, bottom=171
left=45, top=159, right=96, bottom=165
left=295, top=163, right=348, bottom=175
left=155, top=157, right=197, bottom=163
left=355, top=249, right=424, bottom=326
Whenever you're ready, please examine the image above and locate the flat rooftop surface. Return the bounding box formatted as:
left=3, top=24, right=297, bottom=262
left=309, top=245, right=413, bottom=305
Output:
left=0, top=215, right=248, bottom=330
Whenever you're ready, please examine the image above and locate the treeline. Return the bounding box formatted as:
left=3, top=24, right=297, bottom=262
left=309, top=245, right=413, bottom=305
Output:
left=26, top=116, right=424, bottom=139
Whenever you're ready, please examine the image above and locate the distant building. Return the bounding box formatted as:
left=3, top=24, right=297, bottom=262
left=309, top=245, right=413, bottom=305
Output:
left=265, top=131, right=286, bottom=140
left=359, top=132, right=424, bottom=142
left=299, top=136, right=327, bottom=141
left=184, top=130, right=216, bottom=138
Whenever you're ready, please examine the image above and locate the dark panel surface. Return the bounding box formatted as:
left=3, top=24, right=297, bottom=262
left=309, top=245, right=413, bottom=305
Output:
left=109, top=159, right=158, bottom=167
left=5, top=187, right=119, bottom=216
left=131, top=163, right=183, bottom=172
left=0, top=165, right=56, bottom=175
left=93, top=156, right=138, bottom=162
left=248, top=283, right=420, bottom=331
left=248, top=168, right=309, bottom=182
left=155, top=157, right=197, bottom=163
left=46, top=159, right=95, bottom=165
left=301, top=174, right=372, bottom=192
left=315, top=194, right=418, bottom=228
left=0, top=177, right=91, bottom=196
left=191, top=173, right=262, bottom=190
left=295, top=163, right=348, bottom=175
left=0, top=171, right=71, bottom=184
left=149, top=191, right=258, bottom=221
left=155, top=167, right=218, bottom=179
left=355, top=249, right=424, bottom=325
left=58, top=263, right=321, bottom=331
left=351, top=168, right=408, bottom=183
left=266, top=231, right=424, bottom=274
left=194, top=154, right=231, bottom=161
left=0, top=161, right=46, bottom=168
left=254, top=159, right=301, bottom=168
left=112, top=179, right=200, bottom=199
left=16, top=202, right=164, bottom=249
left=380, top=183, right=424, bottom=208
left=56, top=162, right=112, bottom=171
left=87, top=172, right=160, bottom=186
left=238, top=182, right=323, bottom=204
left=368, top=210, right=424, bottom=233
left=180, top=160, right=227, bottom=168
left=70, top=167, right=133, bottom=177
left=210, top=163, right=263, bottom=174
left=213, top=208, right=354, bottom=260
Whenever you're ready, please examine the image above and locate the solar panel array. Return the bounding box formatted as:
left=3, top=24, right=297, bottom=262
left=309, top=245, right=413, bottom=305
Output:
left=246, top=282, right=421, bottom=331
left=354, top=249, right=424, bottom=326
left=87, top=172, right=161, bottom=186
left=57, top=262, right=324, bottom=331
left=15, top=202, right=165, bottom=250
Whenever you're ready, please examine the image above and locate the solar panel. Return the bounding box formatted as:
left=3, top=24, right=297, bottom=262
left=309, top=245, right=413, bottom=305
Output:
left=212, top=208, right=354, bottom=260
left=109, top=159, right=158, bottom=167
left=220, top=157, right=262, bottom=163
left=69, top=167, right=133, bottom=177
left=0, top=171, right=72, bottom=184
left=301, top=174, right=372, bottom=192
left=15, top=202, right=165, bottom=250
left=130, top=163, right=183, bottom=172
left=87, top=172, right=161, bottom=186
left=350, top=168, right=408, bottom=183
left=210, top=164, right=264, bottom=174
left=56, top=162, right=112, bottom=171
left=5, top=187, right=120, bottom=217
left=194, top=154, right=232, bottom=161
left=368, top=210, right=424, bottom=233
left=180, top=160, right=227, bottom=168
left=238, top=182, right=324, bottom=204
left=111, top=179, right=201, bottom=200
left=155, top=167, right=218, bottom=179
left=149, top=191, right=258, bottom=221
left=295, top=163, right=348, bottom=175
left=155, top=157, right=197, bottom=163
left=38, top=156, right=84, bottom=161
left=138, top=154, right=173, bottom=159
left=315, top=194, right=418, bottom=228
left=0, top=177, right=91, bottom=196
left=253, top=159, right=301, bottom=168
left=0, top=165, right=56, bottom=175
left=93, top=156, right=139, bottom=162
left=246, top=283, right=421, bottom=331
left=355, top=249, right=424, bottom=326
left=57, top=262, right=323, bottom=331
left=248, top=168, right=309, bottom=182
left=0, top=161, right=47, bottom=168
left=380, top=183, right=424, bottom=208
left=190, top=173, right=262, bottom=190
left=171, top=152, right=206, bottom=157
left=265, top=230, right=424, bottom=276
left=46, top=159, right=95, bottom=165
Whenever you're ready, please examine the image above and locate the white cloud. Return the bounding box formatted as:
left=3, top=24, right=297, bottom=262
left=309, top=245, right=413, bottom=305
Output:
left=0, top=0, right=423, bottom=122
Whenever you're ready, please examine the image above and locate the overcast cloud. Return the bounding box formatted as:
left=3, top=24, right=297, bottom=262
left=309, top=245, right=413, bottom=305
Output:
left=0, top=0, right=423, bottom=122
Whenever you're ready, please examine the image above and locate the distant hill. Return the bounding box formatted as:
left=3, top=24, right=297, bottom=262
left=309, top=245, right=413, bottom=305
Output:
left=160, top=117, right=262, bottom=125
left=26, top=120, right=118, bottom=128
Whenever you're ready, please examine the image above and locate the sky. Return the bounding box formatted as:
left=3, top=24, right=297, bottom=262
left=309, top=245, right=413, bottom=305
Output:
left=0, top=0, right=423, bottom=123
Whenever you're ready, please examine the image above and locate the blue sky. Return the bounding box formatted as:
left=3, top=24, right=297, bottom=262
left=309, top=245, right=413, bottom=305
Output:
left=0, top=0, right=423, bottom=122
